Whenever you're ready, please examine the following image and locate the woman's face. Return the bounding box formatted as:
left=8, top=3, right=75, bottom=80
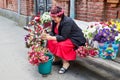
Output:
left=51, top=16, right=61, bottom=23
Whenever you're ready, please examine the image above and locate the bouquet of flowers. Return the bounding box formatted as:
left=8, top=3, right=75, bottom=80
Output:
left=79, top=20, right=120, bottom=59
left=28, top=45, right=49, bottom=65
left=24, top=24, right=43, bottom=48
left=83, top=20, right=120, bottom=44
left=76, top=43, right=98, bottom=58
left=83, top=20, right=120, bottom=59
left=93, top=21, right=119, bottom=43
left=75, top=23, right=99, bottom=58
left=83, top=23, right=98, bottom=40
left=40, top=12, right=52, bottom=28
left=24, top=12, right=52, bottom=65
left=25, top=12, right=51, bottom=48
left=110, top=20, right=120, bottom=32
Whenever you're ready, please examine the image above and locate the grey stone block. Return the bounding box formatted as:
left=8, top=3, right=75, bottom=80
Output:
left=0, top=8, right=32, bottom=27
left=76, top=57, right=120, bottom=80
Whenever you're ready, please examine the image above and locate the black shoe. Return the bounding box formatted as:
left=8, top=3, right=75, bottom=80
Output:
left=24, top=26, right=29, bottom=31
left=58, top=67, right=68, bottom=74
left=52, top=60, right=62, bottom=65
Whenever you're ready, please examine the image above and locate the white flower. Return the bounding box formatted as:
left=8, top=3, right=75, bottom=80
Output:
left=83, top=25, right=97, bottom=39
left=88, top=26, right=96, bottom=33
left=115, top=34, right=120, bottom=41
left=41, top=12, right=51, bottom=24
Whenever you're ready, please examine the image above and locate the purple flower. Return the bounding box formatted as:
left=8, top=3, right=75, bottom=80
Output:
left=113, top=24, right=116, bottom=28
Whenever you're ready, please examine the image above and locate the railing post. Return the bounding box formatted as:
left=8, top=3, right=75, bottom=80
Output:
left=18, top=0, right=21, bottom=15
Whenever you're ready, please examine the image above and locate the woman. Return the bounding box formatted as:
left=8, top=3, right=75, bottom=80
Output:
left=42, top=6, right=86, bottom=74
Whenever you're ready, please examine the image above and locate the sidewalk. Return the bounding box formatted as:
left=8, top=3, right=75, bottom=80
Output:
left=1, top=15, right=120, bottom=80
left=0, top=16, right=107, bottom=80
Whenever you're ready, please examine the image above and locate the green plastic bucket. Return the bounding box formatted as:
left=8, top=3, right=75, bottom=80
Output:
left=38, top=53, right=53, bottom=75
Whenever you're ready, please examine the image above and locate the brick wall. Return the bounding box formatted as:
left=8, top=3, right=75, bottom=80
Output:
left=54, top=0, right=120, bottom=22
left=76, top=0, right=87, bottom=21
left=0, top=0, right=119, bottom=21
left=3, top=0, right=7, bottom=9
left=0, top=0, right=34, bottom=16
left=20, top=0, right=34, bottom=16
left=0, top=0, right=17, bottom=12
left=76, top=0, right=105, bottom=22
left=6, top=0, right=18, bottom=12
left=0, top=0, right=4, bottom=8
left=53, top=0, right=70, bottom=16
left=105, top=2, right=120, bottom=21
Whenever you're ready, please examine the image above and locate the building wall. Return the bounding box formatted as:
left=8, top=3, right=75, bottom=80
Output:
left=0, top=0, right=18, bottom=12
left=54, top=0, right=120, bottom=22
left=53, top=0, right=70, bottom=16
left=105, top=2, right=120, bottom=20
left=76, top=0, right=104, bottom=22
left=0, top=0, right=34, bottom=16
left=21, top=0, right=34, bottom=16
left=6, top=0, right=18, bottom=12
left=0, top=0, right=34, bottom=26
left=0, top=0, right=119, bottom=23
left=0, top=0, right=4, bottom=8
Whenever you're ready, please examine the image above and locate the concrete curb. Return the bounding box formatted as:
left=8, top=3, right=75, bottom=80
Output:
left=0, top=8, right=32, bottom=27
left=76, top=57, right=120, bottom=80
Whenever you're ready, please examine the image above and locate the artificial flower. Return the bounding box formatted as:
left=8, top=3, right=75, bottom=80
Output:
left=115, top=34, right=120, bottom=43
left=40, top=12, right=51, bottom=24
left=93, top=26, right=118, bottom=43
left=24, top=12, right=52, bottom=65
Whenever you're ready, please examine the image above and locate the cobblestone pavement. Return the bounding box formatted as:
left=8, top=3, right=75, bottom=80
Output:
left=0, top=16, right=106, bottom=80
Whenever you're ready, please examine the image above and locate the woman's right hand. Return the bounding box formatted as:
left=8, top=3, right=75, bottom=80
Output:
left=41, top=32, right=56, bottom=40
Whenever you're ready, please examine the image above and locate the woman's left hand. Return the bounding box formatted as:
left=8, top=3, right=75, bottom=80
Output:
left=45, top=34, right=53, bottom=40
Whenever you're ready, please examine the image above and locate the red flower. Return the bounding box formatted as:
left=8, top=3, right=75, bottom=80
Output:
left=76, top=45, right=98, bottom=58
left=34, top=16, right=40, bottom=22
left=28, top=50, right=49, bottom=65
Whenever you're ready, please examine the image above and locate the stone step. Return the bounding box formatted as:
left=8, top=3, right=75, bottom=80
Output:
left=76, top=56, right=120, bottom=80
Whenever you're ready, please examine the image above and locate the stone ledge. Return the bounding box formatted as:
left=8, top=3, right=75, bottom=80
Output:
left=76, top=57, right=120, bottom=80
left=0, top=8, right=32, bottom=27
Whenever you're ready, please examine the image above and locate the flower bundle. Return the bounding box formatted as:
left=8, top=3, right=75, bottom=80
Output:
left=28, top=45, right=49, bottom=65
left=81, top=20, right=120, bottom=59
left=24, top=24, right=43, bottom=48
left=25, top=12, right=51, bottom=48
left=93, top=21, right=119, bottom=43
left=83, top=20, right=120, bottom=44
left=83, top=24, right=97, bottom=40
left=108, top=20, right=120, bottom=32
left=40, top=12, right=51, bottom=28
left=24, top=15, right=41, bottom=31
left=93, top=27, right=118, bottom=43
left=76, top=43, right=98, bottom=58
left=24, top=12, right=52, bottom=65
left=108, top=20, right=120, bottom=43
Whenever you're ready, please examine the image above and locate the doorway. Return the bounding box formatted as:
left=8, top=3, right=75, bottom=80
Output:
left=35, top=0, right=52, bottom=15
